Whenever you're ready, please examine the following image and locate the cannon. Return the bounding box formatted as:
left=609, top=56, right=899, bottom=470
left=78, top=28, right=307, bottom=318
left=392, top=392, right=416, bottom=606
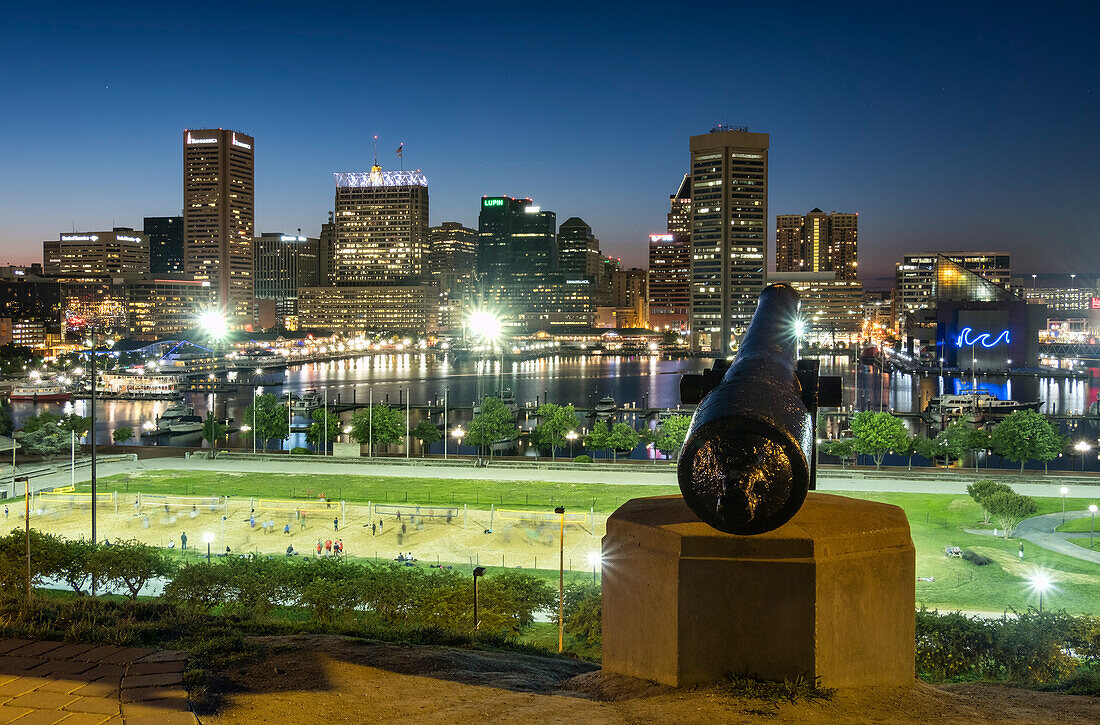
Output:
left=678, top=284, right=841, bottom=535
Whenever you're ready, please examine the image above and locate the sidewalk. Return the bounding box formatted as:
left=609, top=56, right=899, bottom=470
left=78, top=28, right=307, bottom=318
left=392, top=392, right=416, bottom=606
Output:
left=0, top=638, right=195, bottom=724
left=965, top=510, right=1100, bottom=564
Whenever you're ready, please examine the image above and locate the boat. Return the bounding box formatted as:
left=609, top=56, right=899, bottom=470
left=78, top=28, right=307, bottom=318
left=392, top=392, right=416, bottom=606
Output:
left=166, top=415, right=204, bottom=434
left=922, top=390, right=1041, bottom=425
left=9, top=385, right=71, bottom=403
left=227, top=348, right=287, bottom=371
left=156, top=403, right=194, bottom=430
left=291, top=390, right=323, bottom=413
left=594, top=396, right=618, bottom=421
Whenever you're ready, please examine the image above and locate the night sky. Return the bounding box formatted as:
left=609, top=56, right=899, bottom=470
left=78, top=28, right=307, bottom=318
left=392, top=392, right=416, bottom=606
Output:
left=2, top=2, right=1097, bottom=284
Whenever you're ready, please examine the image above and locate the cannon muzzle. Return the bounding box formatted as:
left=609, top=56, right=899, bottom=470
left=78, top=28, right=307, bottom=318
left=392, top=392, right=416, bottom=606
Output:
left=678, top=284, right=838, bottom=535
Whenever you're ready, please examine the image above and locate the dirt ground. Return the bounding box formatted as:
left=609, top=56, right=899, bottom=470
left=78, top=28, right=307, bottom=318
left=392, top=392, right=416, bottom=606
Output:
left=27, top=494, right=604, bottom=572
left=201, top=634, right=1100, bottom=725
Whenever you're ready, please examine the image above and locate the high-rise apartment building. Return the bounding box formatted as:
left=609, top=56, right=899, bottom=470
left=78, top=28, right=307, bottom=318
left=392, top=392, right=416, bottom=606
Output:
left=689, top=127, right=769, bottom=352
left=775, top=209, right=858, bottom=279
left=183, top=129, right=255, bottom=328
left=318, top=215, right=336, bottom=285
left=428, top=222, right=477, bottom=294
left=668, top=174, right=691, bottom=236
left=477, top=196, right=557, bottom=280
left=557, top=217, right=601, bottom=277
left=254, top=232, right=320, bottom=326
left=648, top=234, right=690, bottom=331
left=144, top=216, right=185, bottom=274
left=121, top=275, right=215, bottom=340
left=44, top=229, right=150, bottom=277
left=332, top=166, right=428, bottom=284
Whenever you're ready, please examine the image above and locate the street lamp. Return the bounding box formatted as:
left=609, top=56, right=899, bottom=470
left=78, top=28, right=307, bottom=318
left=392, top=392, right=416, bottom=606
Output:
left=1075, top=441, right=1091, bottom=471
left=587, top=551, right=601, bottom=583
left=566, top=430, right=578, bottom=458
left=1029, top=572, right=1052, bottom=612
left=1061, top=486, right=1069, bottom=524
left=198, top=310, right=228, bottom=342
left=472, top=566, right=486, bottom=630
left=1090, top=504, right=1098, bottom=549
left=203, top=532, right=214, bottom=562
left=555, top=506, right=566, bottom=653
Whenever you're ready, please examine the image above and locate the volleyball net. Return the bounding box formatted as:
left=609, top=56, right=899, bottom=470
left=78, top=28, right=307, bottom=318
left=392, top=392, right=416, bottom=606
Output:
left=373, top=503, right=460, bottom=523
left=136, top=493, right=227, bottom=514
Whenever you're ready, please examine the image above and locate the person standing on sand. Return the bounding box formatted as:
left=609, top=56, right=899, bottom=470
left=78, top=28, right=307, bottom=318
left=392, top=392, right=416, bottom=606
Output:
left=316, top=540, right=322, bottom=557
left=325, top=539, right=332, bottom=556
left=333, top=516, right=339, bottom=532
left=372, top=523, right=376, bottom=536
left=181, top=532, right=188, bottom=550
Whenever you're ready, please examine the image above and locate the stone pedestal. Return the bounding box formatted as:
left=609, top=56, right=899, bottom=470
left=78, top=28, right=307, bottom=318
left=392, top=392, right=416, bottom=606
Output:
left=601, top=493, right=915, bottom=688
left=331, top=443, right=362, bottom=458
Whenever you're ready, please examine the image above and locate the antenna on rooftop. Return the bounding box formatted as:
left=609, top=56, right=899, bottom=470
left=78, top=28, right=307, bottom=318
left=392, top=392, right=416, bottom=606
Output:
left=372, top=135, right=378, bottom=168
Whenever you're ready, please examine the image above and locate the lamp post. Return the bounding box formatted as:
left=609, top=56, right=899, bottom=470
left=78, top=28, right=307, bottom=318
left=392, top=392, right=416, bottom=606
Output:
left=587, top=551, right=600, bottom=583
left=443, top=387, right=448, bottom=460
left=18, top=476, right=30, bottom=599
left=566, top=430, right=577, bottom=458
left=1061, top=486, right=1069, bottom=524
left=1090, top=504, right=1098, bottom=549
left=452, top=427, right=465, bottom=459
left=203, top=532, right=214, bottom=562
left=472, top=566, right=486, bottom=630
left=555, top=506, right=565, bottom=653
left=1075, top=441, right=1091, bottom=472
left=1031, top=573, right=1051, bottom=612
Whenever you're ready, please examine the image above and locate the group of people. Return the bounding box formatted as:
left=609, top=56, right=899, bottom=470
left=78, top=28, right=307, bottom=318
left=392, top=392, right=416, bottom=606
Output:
left=316, top=538, right=345, bottom=557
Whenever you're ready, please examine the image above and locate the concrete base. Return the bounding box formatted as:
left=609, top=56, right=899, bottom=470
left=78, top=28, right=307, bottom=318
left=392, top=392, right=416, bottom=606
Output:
left=331, top=443, right=362, bottom=458
left=601, top=493, right=915, bottom=688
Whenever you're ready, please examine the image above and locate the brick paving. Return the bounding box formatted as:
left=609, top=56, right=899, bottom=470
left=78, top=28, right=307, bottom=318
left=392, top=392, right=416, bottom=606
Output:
left=0, top=640, right=195, bottom=725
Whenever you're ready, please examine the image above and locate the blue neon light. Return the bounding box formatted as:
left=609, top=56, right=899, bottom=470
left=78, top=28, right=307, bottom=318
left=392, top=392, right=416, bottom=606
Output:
left=955, top=327, right=1010, bottom=348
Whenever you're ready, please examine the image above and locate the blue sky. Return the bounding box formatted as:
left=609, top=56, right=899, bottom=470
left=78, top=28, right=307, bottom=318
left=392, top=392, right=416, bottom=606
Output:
left=1, top=1, right=1097, bottom=282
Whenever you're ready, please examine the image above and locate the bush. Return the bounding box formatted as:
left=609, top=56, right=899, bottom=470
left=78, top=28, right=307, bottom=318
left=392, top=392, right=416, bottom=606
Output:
left=561, top=580, right=601, bottom=644
left=916, top=609, right=994, bottom=680
left=290, top=447, right=311, bottom=455
left=573, top=455, right=592, bottom=463
left=95, top=540, right=177, bottom=599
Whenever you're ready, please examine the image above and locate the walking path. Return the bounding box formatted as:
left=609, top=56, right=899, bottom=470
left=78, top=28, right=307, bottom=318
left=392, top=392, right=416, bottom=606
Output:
left=966, top=510, right=1100, bottom=564
left=0, top=638, right=195, bottom=724
left=15, top=455, right=1099, bottom=501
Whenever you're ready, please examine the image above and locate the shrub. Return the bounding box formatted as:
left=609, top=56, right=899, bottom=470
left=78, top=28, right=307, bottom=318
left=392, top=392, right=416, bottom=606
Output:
left=290, top=447, right=311, bottom=455
left=164, top=563, right=231, bottom=610
left=985, top=491, right=1039, bottom=538
left=915, top=609, right=994, bottom=680
left=966, top=480, right=1014, bottom=523
left=94, top=540, right=177, bottom=600
left=561, top=580, right=601, bottom=644
left=573, top=455, right=592, bottom=463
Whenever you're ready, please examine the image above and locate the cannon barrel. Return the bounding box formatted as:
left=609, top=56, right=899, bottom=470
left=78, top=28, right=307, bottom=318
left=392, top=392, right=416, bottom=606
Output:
left=678, top=284, right=813, bottom=535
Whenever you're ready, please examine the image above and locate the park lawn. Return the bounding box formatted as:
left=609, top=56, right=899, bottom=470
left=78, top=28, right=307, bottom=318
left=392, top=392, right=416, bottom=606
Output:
left=830, top=490, right=1100, bottom=615
left=1056, top=516, right=1100, bottom=533
left=89, top=471, right=680, bottom=514
left=1067, top=538, right=1098, bottom=552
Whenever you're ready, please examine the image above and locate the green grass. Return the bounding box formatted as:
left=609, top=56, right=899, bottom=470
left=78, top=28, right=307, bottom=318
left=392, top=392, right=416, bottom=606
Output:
left=93, top=471, right=678, bottom=514
left=1056, top=516, right=1100, bottom=534
left=520, top=621, right=601, bottom=661
left=831, top=490, right=1100, bottom=615
left=1068, top=537, right=1098, bottom=552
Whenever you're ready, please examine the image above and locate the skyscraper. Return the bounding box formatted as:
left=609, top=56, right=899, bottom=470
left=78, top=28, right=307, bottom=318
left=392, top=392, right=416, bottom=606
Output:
left=254, top=232, right=320, bottom=327
left=648, top=234, right=690, bottom=331
left=332, top=165, right=428, bottom=284
left=668, top=174, right=690, bottom=235
left=477, top=196, right=557, bottom=280
left=45, top=229, right=150, bottom=277
left=318, top=214, right=336, bottom=285
left=775, top=210, right=858, bottom=279
left=183, top=129, right=255, bottom=328
left=144, top=216, right=184, bottom=274
left=428, top=222, right=477, bottom=293
left=689, top=127, right=769, bottom=352
left=557, top=217, right=601, bottom=277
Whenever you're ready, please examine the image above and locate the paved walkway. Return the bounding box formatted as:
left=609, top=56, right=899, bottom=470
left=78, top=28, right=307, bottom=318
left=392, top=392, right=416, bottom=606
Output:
left=966, top=510, right=1100, bottom=564
left=0, top=639, right=195, bottom=724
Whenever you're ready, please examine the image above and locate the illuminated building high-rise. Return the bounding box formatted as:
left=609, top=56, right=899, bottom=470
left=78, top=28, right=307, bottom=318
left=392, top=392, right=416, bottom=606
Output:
left=477, top=196, right=557, bottom=281
left=557, top=217, right=601, bottom=277
left=332, top=165, right=428, bottom=284
left=428, top=222, right=477, bottom=293
left=183, top=129, right=255, bottom=328
left=689, top=127, right=769, bottom=352
left=254, top=232, right=320, bottom=327
left=144, top=216, right=184, bottom=274
left=775, top=209, right=858, bottom=279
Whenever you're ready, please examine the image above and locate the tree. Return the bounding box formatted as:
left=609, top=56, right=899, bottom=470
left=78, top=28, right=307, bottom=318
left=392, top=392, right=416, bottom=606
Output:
left=410, top=419, right=441, bottom=456
left=897, top=433, right=917, bottom=470
left=201, top=414, right=227, bottom=447
left=584, top=420, right=611, bottom=460
left=58, top=413, right=92, bottom=441
left=15, top=412, right=67, bottom=460
left=990, top=410, right=1060, bottom=473
left=241, top=393, right=290, bottom=451
left=1037, top=431, right=1067, bottom=475
left=820, top=438, right=856, bottom=468
left=938, top=421, right=988, bottom=469
left=966, top=480, right=1014, bottom=523
left=0, top=404, right=12, bottom=437
left=985, top=491, right=1038, bottom=539
left=305, top=407, right=341, bottom=452
left=531, top=403, right=580, bottom=460
left=607, top=422, right=641, bottom=462
left=93, top=539, right=177, bottom=599
left=466, top=397, right=518, bottom=461
left=112, top=426, right=134, bottom=444
left=655, top=414, right=691, bottom=460
left=848, top=411, right=908, bottom=470
left=913, top=434, right=948, bottom=468
left=350, top=404, right=405, bottom=451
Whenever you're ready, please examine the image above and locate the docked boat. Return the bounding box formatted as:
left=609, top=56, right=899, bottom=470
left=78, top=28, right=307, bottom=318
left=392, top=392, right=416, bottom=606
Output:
left=9, top=384, right=71, bottom=403
left=156, top=403, right=194, bottom=430
left=227, top=348, right=286, bottom=371
left=922, top=390, right=1041, bottom=425
left=166, top=415, right=204, bottom=434
left=594, top=396, right=618, bottom=421
left=286, top=390, right=323, bottom=413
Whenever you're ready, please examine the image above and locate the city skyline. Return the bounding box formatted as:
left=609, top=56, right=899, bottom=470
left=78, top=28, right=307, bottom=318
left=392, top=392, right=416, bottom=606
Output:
left=2, top=3, right=1098, bottom=281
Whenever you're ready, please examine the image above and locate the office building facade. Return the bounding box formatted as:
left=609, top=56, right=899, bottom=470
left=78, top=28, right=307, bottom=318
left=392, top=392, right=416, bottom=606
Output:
left=768, top=271, right=864, bottom=340
left=428, top=222, right=477, bottom=293
left=776, top=210, right=858, bottom=279
left=648, top=234, right=690, bottom=331
left=254, top=232, right=320, bottom=326
left=298, top=283, right=440, bottom=334
left=895, top=252, right=1011, bottom=313
left=144, top=216, right=185, bottom=274
left=477, top=196, right=557, bottom=280
left=121, top=275, right=215, bottom=340
left=332, top=166, right=429, bottom=284
left=183, top=128, right=255, bottom=328
left=557, top=217, right=601, bottom=277
left=44, top=229, right=150, bottom=277
left=689, top=128, right=769, bottom=352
